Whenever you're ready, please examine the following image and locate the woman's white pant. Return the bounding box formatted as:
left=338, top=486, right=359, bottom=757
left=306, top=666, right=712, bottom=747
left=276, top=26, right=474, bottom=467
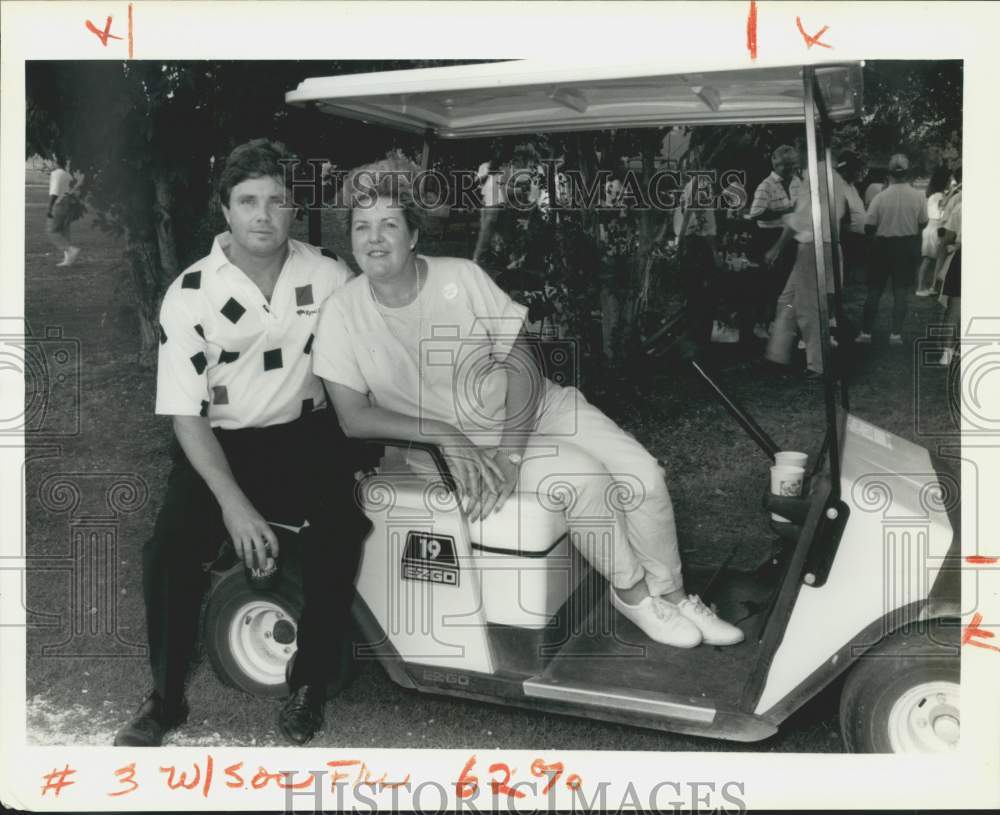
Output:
left=514, top=385, right=684, bottom=596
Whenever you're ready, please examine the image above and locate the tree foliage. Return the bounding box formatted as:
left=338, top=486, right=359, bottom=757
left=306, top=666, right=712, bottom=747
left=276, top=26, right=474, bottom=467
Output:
left=27, top=59, right=962, bottom=365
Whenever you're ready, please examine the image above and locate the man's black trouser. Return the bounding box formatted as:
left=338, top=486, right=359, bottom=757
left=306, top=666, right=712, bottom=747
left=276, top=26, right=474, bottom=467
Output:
left=862, top=235, right=921, bottom=335
left=679, top=236, right=717, bottom=346
left=142, top=409, right=372, bottom=708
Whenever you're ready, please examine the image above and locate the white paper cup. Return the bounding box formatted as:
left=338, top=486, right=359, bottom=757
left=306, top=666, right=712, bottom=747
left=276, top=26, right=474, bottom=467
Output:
left=770, top=464, right=805, bottom=522
left=775, top=451, right=808, bottom=468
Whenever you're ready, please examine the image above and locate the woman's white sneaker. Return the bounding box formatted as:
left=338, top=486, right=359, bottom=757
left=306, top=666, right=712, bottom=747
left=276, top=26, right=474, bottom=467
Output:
left=675, top=595, right=745, bottom=646
left=611, top=591, right=702, bottom=648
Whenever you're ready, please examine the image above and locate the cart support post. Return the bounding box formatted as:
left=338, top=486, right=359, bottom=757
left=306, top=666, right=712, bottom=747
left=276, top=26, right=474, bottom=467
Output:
left=803, top=67, right=842, bottom=497
left=813, top=73, right=851, bottom=413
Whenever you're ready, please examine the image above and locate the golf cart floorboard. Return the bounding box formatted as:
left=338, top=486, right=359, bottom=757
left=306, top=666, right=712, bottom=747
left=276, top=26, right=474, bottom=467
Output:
left=535, top=568, right=775, bottom=710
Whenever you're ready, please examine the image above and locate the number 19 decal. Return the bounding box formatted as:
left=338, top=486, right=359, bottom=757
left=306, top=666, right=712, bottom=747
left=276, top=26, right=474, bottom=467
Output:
left=402, top=532, right=460, bottom=587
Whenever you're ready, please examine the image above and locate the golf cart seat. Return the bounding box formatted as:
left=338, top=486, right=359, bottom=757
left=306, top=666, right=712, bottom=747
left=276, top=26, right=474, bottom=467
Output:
left=469, top=489, right=579, bottom=630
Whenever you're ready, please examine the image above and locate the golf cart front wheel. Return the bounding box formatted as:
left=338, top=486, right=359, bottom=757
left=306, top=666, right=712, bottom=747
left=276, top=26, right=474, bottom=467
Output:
left=839, top=624, right=959, bottom=753
left=204, top=569, right=303, bottom=699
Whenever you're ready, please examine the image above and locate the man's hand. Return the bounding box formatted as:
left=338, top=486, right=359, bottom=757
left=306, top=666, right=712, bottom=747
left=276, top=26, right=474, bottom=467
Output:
left=221, top=495, right=279, bottom=571
left=764, top=243, right=782, bottom=267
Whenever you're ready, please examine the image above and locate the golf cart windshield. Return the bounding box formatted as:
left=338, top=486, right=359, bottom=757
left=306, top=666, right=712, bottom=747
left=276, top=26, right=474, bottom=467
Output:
left=287, top=59, right=864, bottom=494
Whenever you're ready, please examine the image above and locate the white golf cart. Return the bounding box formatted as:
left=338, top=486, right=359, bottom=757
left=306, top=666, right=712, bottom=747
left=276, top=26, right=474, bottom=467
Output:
left=203, top=60, right=959, bottom=753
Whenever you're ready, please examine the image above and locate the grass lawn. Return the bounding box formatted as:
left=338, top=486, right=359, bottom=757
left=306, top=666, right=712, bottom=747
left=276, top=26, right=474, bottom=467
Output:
left=23, top=169, right=959, bottom=751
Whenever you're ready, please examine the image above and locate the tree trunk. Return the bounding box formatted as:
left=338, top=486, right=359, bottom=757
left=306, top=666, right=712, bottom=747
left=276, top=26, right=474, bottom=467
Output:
left=152, top=173, right=180, bottom=281
left=121, top=173, right=180, bottom=367
left=125, top=235, right=167, bottom=367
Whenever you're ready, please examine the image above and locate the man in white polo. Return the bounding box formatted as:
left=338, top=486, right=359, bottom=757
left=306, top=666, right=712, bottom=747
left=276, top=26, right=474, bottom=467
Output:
left=114, top=139, right=371, bottom=748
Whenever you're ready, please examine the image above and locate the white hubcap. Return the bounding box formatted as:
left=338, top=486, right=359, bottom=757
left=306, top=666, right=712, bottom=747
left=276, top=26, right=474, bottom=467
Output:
left=887, top=680, right=960, bottom=753
left=228, top=600, right=297, bottom=685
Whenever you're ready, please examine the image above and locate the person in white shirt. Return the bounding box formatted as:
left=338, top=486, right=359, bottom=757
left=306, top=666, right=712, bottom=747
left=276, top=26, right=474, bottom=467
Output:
left=314, top=158, right=745, bottom=651
left=762, top=162, right=850, bottom=378
left=915, top=167, right=953, bottom=297
left=937, top=175, right=962, bottom=366
left=933, top=165, right=962, bottom=293
left=749, top=145, right=803, bottom=336
left=834, top=151, right=868, bottom=285
left=46, top=157, right=81, bottom=267
left=114, top=140, right=371, bottom=749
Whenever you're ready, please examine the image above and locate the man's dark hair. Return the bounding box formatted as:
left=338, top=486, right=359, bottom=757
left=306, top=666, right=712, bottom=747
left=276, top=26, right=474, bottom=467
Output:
left=218, top=138, right=297, bottom=208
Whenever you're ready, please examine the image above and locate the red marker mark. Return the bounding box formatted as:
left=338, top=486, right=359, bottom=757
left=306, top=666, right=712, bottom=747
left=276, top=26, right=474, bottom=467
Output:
left=108, top=763, right=139, bottom=797
left=966, top=555, right=999, bottom=564
left=746, top=1, right=758, bottom=60
left=531, top=759, right=565, bottom=794
left=455, top=755, right=479, bottom=800
left=488, top=762, right=526, bottom=799
left=962, top=612, right=1000, bottom=653
left=85, top=15, right=123, bottom=46
left=128, top=3, right=134, bottom=58
left=796, top=16, right=832, bottom=49
left=41, top=765, right=77, bottom=797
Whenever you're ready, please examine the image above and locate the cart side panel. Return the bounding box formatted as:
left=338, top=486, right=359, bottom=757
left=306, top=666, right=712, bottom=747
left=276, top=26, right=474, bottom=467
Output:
left=754, top=415, right=953, bottom=716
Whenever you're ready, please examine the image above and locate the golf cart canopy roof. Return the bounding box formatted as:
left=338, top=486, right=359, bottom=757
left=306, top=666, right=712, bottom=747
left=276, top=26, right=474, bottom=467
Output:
left=286, top=59, right=863, bottom=137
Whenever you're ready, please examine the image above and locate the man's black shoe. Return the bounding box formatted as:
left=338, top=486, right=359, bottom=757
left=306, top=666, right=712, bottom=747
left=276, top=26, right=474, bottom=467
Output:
left=114, top=690, right=189, bottom=746
left=279, top=684, right=326, bottom=745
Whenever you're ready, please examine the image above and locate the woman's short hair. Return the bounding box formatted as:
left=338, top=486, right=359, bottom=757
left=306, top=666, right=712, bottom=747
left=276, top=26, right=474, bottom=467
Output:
left=340, top=156, right=427, bottom=236
left=218, top=139, right=296, bottom=208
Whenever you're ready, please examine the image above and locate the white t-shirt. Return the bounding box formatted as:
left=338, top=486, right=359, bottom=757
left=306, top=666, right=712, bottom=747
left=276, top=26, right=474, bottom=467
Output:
left=926, top=191, right=944, bottom=222
left=313, top=256, right=531, bottom=447
left=843, top=182, right=867, bottom=234
left=49, top=167, right=72, bottom=199
left=782, top=171, right=850, bottom=244
left=155, top=234, right=354, bottom=429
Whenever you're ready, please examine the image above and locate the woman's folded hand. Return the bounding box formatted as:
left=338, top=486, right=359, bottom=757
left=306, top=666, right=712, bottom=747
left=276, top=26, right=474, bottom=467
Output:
left=474, top=449, right=520, bottom=520
left=440, top=439, right=506, bottom=522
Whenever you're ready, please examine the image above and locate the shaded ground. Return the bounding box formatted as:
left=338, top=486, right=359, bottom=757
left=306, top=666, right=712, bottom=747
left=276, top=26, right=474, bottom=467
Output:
left=23, top=170, right=958, bottom=751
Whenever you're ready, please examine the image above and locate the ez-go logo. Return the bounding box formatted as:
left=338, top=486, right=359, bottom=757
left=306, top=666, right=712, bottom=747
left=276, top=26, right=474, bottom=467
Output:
left=401, top=532, right=460, bottom=587
left=402, top=563, right=458, bottom=585
left=422, top=669, right=470, bottom=686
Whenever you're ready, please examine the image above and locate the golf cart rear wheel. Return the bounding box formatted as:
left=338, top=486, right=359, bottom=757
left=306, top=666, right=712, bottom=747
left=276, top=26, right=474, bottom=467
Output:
left=204, top=569, right=304, bottom=699
left=839, top=624, right=959, bottom=753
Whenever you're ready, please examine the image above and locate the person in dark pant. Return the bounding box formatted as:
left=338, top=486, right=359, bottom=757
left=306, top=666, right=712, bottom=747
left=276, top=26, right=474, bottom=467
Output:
left=856, top=153, right=927, bottom=346
left=114, top=139, right=371, bottom=748
left=674, top=169, right=724, bottom=346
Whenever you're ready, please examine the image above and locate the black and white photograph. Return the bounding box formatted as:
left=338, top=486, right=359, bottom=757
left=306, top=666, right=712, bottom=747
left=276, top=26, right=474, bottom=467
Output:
left=2, top=2, right=999, bottom=812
